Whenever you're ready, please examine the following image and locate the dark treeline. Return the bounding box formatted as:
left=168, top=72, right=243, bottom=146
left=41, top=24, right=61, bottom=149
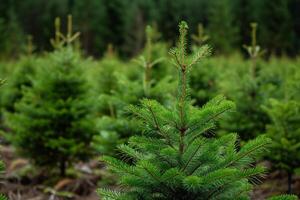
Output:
left=0, top=0, right=299, bottom=58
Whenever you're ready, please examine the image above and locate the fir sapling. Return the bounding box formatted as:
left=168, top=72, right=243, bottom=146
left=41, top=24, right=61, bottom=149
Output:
left=263, top=72, right=300, bottom=194
left=97, top=21, right=296, bottom=200
left=218, top=23, right=269, bottom=140
left=189, top=24, right=220, bottom=106
left=6, top=47, right=96, bottom=177
left=5, top=16, right=95, bottom=177
left=264, top=99, right=300, bottom=194
left=93, top=25, right=175, bottom=156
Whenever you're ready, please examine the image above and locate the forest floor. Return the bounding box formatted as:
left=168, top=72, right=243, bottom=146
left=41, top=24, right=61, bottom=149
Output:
left=0, top=145, right=299, bottom=200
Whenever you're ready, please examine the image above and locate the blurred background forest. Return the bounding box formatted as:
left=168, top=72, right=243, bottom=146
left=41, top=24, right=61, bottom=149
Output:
left=0, top=0, right=299, bottom=58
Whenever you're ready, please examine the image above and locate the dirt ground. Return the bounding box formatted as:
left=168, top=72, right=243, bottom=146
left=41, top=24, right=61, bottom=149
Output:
left=1, top=145, right=299, bottom=200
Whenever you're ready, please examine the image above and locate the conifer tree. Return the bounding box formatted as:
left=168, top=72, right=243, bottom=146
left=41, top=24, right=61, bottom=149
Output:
left=264, top=99, right=300, bottom=194
left=93, top=25, right=175, bottom=156
left=263, top=70, right=300, bottom=194
left=189, top=23, right=219, bottom=106
left=6, top=17, right=95, bottom=177
left=97, top=21, right=296, bottom=200
left=6, top=47, right=95, bottom=177
left=218, top=23, right=268, bottom=140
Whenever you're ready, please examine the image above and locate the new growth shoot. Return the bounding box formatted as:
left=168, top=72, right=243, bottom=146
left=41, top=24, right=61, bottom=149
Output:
left=191, top=23, right=210, bottom=46
left=134, top=25, right=164, bottom=97
left=243, top=23, right=265, bottom=78
left=50, top=15, right=80, bottom=49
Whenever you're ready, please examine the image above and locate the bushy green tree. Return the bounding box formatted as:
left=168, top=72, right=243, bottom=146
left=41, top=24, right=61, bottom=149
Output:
left=92, top=26, right=175, bottom=156
left=218, top=23, right=269, bottom=140
left=263, top=70, right=300, bottom=194
left=189, top=26, right=220, bottom=106
left=263, top=99, right=300, bottom=194
left=6, top=47, right=96, bottom=176
left=97, top=22, right=296, bottom=200
left=1, top=56, right=35, bottom=112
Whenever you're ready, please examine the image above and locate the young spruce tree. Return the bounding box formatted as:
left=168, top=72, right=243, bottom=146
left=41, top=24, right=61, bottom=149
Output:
left=97, top=22, right=296, bottom=200
left=263, top=70, right=300, bottom=195
left=6, top=16, right=95, bottom=177
left=264, top=99, right=300, bottom=195
left=93, top=25, right=175, bottom=156
left=218, top=23, right=268, bottom=141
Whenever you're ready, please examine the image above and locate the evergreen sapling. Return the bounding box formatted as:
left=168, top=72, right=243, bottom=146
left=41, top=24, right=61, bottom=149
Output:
left=263, top=71, right=300, bottom=194
left=93, top=25, right=175, bottom=156
left=189, top=23, right=219, bottom=106
left=97, top=22, right=296, bottom=200
left=264, top=99, right=300, bottom=194
left=6, top=16, right=95, bottom=177
left=219, top=23, right=268, bottom=140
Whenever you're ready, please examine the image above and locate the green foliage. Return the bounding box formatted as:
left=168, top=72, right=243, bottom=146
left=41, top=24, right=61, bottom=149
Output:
left=207, top=0, right=239, bottom=54
left=0, top=7, right=25, bottom=58
left=72, top=0, right=107, bottom=56
left=98, top=21, right=273, bottom=200
left=264, top=99, right=300, bottom=193
left=218, top=23, right=271, bottom=141
left=92, top=26, right=175, bottom=156
left=261, top=64, right=300, bottom=193
left=6, top=47, right=96, bottom=176
left=1, top=56, right=35, bottom=112
left=189, top=57, right=221, bottom=106
left=267, top=195, right=299, bottom=200
left=0, top=194, right=8, bottom=200
left=217, top=57, right=268, bottom=140
left=258, top=0, right=296, bottom=56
